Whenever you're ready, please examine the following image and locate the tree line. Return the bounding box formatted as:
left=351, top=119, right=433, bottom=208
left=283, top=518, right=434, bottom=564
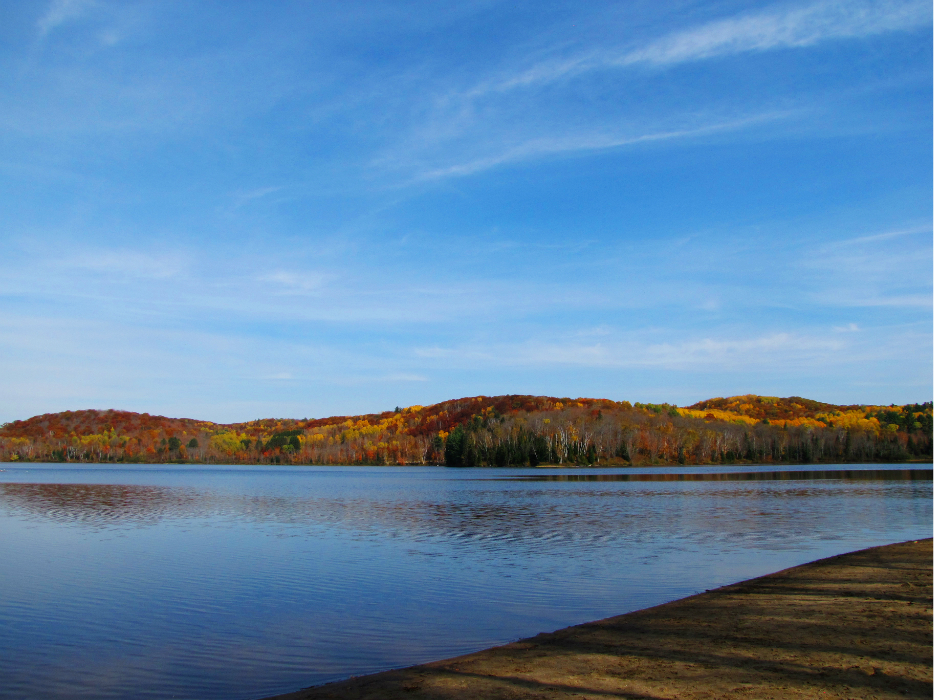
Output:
left=1, top=395, right=930, bottom=466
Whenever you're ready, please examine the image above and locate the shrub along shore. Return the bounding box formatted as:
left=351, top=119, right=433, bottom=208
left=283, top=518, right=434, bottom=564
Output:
left=262, top=539, right=933, bottom=700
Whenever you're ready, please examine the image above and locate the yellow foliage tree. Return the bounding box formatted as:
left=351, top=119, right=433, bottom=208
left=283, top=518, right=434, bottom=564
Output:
left=210, top=432, right=243, bottom=455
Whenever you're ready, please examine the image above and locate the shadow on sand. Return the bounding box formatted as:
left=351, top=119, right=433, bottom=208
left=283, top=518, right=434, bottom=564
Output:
left=263, top=539, right=932, bottom=700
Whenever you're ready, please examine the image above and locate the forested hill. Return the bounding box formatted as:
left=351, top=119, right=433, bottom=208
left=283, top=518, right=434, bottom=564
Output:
left=1, top=394, right=931, bottom=466
left=689, top=395, right=883, bottom=423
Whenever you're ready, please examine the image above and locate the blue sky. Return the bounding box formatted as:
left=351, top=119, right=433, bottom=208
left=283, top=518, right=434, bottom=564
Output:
left=0, top=0, right=931, bottom=423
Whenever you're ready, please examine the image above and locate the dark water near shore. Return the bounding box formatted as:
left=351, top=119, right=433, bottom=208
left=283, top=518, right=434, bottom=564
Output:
left=0, top=463, right=930, bottom=700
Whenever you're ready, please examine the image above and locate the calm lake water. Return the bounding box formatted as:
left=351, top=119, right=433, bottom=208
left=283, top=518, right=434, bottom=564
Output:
left=0, top=463, right=930, bottom=700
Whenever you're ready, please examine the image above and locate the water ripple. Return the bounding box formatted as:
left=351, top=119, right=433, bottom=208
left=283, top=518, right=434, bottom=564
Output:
left=0, top=465, right=930, bottom=700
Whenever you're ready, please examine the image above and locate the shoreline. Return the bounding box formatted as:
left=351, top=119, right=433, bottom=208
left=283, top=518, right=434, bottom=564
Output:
left=2, top=460, right=932, bottom=467
left=261, top=539, right=933, bottom=700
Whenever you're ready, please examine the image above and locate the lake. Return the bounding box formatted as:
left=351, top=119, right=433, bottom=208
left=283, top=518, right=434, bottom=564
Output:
left=0, top=463, right=930, bottom=700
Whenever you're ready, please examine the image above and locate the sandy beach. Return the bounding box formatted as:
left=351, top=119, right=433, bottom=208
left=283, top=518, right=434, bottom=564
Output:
left=262, top=538, right=932, bottom=700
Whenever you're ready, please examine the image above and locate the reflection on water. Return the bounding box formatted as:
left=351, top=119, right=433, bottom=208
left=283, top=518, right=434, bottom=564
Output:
left=0, top=482, right=201, bottom=527
left=4, top=473, right=929, bottom=554
left=0, top=464, right=930, bottom=700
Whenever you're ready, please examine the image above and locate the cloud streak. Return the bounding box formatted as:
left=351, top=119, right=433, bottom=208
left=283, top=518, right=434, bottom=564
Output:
left=471, top=0, right=929, bottom=97
left=386, top=0, right=927, bottom=182
left=411, top=111, right=792, bottom=181
left=619, top=0, right=929, bottom=67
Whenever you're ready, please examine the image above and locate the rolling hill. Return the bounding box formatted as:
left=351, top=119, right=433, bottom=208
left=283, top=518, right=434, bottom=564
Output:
left=1, top=395, right=930, bottom=466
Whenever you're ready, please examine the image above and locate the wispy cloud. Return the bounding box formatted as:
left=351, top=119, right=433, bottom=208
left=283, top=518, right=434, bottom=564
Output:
left=37, top=0, right=95, bottom=37
left=416, top=332, right=846, bottom=371
left=256, top=271, right=333, bottom=295
left=468, top=0, right=929, bottom=97
left=63, top=249, right=187, bottom=280
left=385, top=0, right=927, bottom=182
left=801, top=224, right=932, bottom=309
left=817, top=293, right=932, bottom=308
left=821, top=224, right=931, bottom=248
left=381, top=373, right=428, bottom=382
left=411, top=111, right=791, bottom=181
left=637, top=333, right=845, bottom=368
left=619, top=0, right=929, bottom=67
left=230, top=186, right=284, bottom=209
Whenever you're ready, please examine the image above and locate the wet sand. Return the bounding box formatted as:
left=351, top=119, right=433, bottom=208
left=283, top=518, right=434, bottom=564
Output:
left=263, top=539, right=932, bottom=700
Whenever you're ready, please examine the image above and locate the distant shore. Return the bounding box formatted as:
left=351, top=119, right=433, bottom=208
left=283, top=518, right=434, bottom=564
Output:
left=4, top=396, right=931, bottom=467
left=3, top=458, right=931, bottom=466
left=261, top=539, right=933, bottom=700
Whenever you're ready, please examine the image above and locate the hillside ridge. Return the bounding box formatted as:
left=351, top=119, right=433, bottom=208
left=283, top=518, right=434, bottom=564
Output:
left=2, top=394, right=931, bottom=466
